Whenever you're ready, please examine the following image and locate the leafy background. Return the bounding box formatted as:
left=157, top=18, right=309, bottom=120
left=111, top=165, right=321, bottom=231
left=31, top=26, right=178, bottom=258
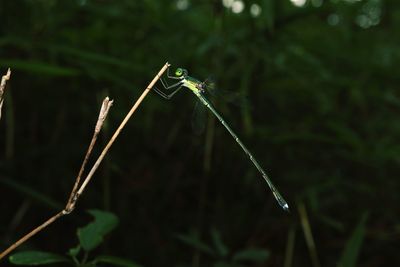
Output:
left=0, top=0, right=399, bottom=266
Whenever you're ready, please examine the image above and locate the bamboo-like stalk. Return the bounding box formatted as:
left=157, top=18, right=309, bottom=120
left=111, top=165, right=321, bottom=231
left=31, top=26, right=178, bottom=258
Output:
left=298, top=202, right=321, bottom=267
left=284, top=224, right=296, bottom=267
left=0, top=62, right=170, bottom=261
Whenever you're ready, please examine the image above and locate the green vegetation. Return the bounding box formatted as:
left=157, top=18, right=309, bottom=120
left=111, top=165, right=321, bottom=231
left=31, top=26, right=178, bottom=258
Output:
left=0, top=0, right=398, bottom=266
left=9, top=210, right=142, bottom=266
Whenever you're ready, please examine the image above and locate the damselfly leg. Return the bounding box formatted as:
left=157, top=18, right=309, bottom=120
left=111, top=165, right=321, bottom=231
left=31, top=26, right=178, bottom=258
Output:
left=153, top=68, right=183, bottom=99
left=153, top=85, right=183, bottom=99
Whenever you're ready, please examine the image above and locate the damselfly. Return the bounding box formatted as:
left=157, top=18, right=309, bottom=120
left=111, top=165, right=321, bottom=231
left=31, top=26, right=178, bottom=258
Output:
left=153, top=67, right=289, bottom=211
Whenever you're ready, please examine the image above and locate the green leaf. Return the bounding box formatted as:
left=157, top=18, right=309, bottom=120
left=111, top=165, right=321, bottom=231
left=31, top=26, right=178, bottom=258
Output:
left=77, top=209, right=119, bottom=252
left=94, top=255, right=143, bottom=267
left=326, top=122, right=363, bottom=150
left=210, top=228, right=229, bottom=257
left=9, top=251, right=68, bottom=265
left=338, top=212, right=369, bottom=267
left=176, top=232, right=214, bottom=255
left=67, top=245, right=80, bottom=257
left=0, top=59, right=80, bottom=76
left=47, top=45, right=135, bottom=69
left=0, top=176, right=62, bottom=210
left=233, top=248, right=270, bottom=263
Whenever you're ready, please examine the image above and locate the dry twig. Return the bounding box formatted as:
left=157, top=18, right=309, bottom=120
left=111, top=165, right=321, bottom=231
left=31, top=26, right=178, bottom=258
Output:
left=0, top=68, right=11, bottom=121
left=0, top=97, right=112, bottom=260
left=0, top=62, right=170, bottom=260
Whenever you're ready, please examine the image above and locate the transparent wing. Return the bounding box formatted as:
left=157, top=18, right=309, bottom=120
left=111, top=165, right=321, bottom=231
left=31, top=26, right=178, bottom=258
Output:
left=203, top=76, right=217, bottom=95
left=191, top=100, right=207, bottom=135
left=203, top=77, right=250, bottom=109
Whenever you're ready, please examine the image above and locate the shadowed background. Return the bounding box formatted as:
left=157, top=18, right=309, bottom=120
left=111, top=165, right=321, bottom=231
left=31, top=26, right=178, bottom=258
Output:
left=0, top=0, right=399, bottom=266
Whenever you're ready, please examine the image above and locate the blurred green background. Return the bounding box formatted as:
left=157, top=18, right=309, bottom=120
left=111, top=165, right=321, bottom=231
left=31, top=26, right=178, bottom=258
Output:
left=1, top=0, right=399, bottom=266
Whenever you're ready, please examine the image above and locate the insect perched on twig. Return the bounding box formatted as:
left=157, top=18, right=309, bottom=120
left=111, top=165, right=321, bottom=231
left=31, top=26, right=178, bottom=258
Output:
left=153, top=66, right=289, bottom=211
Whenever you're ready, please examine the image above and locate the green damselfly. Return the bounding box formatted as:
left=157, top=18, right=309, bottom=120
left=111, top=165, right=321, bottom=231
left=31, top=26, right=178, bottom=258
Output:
left=153, top=67, right=289, bottom=211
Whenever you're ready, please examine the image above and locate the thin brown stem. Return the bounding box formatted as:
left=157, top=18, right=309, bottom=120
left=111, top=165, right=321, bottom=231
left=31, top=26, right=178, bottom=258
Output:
left=0, top=211, right=65, bottom=260
left=75, top=62, right=170, bottom=197
left=0, top=68, right=11, bottom=121
left=0, top=96, right=112, bottom=261
left=0, top=62, right=169, bottom=261
left=66, top=97, right=113, bottom=212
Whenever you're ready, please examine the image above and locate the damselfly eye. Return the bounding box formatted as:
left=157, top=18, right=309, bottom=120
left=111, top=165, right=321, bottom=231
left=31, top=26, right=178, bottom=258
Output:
left=175, top=68, right=188, bottom=77
left=175, top=68, right=183, bottom=76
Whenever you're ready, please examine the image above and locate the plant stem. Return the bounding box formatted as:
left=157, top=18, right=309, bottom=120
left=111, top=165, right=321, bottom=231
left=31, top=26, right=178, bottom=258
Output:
left=0, top=211, right=65, bottom=260
left=0, top=68, right=11, bottom=121
left=298, top=202, right=321, bottom=267
left=0, top=62, right=170, bottom=261
left=75, top=62, right=170, bottom=197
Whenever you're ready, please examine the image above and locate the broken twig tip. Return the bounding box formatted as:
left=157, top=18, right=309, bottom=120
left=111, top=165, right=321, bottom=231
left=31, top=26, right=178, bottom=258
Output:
left=0, top=68, right=12, bottom=120
left=1, top=68, right=11, bottom=88
left=95, top=97, right=113, bottom=133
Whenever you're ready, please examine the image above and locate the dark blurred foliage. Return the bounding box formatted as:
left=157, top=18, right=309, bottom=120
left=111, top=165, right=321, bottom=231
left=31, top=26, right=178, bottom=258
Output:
left=0, top=0, right=399, bottom=266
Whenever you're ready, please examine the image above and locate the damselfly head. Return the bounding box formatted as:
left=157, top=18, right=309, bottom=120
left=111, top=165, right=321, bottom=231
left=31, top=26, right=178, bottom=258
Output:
left=175, top=68, right=188, bottom=77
